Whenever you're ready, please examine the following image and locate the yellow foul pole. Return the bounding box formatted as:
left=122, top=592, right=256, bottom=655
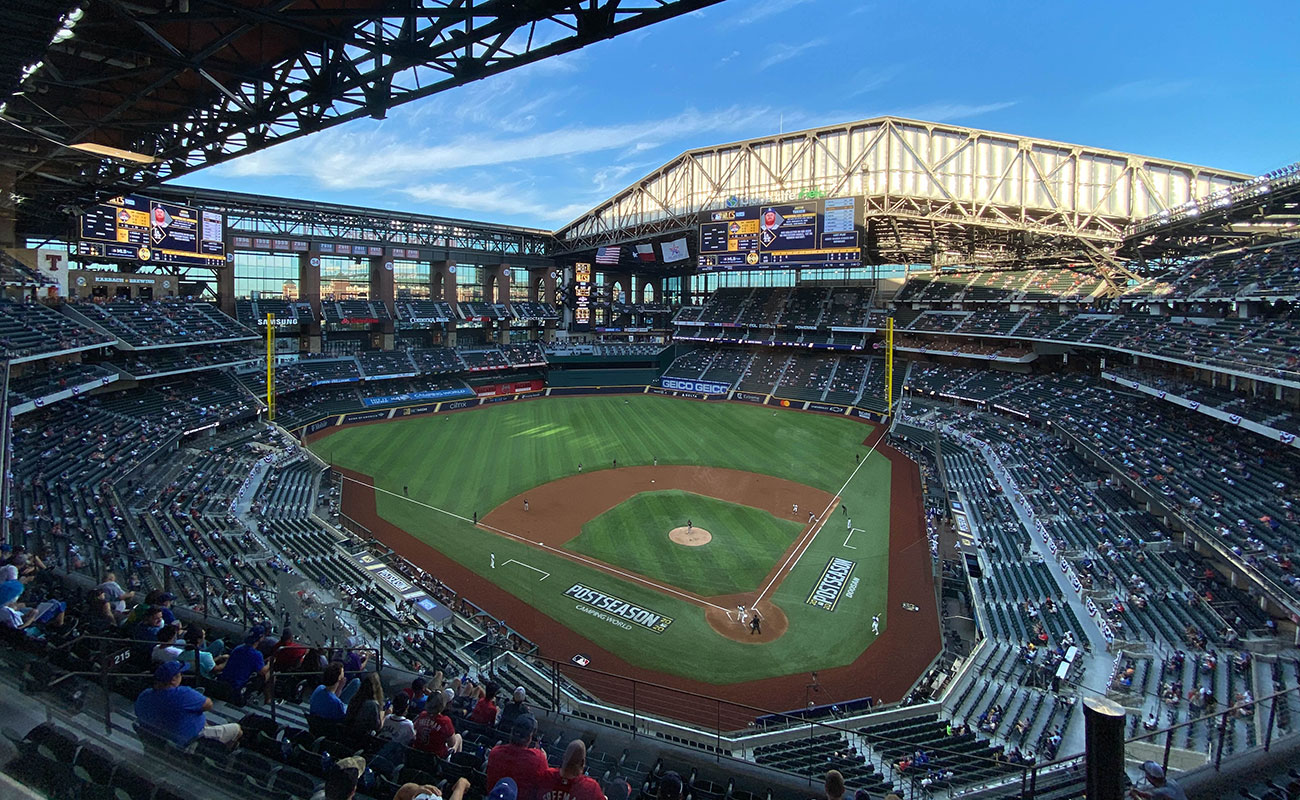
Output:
left=884, top=316, right=894, bottom=415
left=266, top=313, right=276, bottom=421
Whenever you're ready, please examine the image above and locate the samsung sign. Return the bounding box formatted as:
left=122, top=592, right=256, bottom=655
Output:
left=659, top=377, right=731, bottom=395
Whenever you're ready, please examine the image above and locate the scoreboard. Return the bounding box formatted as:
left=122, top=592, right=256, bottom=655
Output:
left=573, top=262, right=592, bottom=329
left=77, top=194, right=227, bottom=268
left=698, top=196, right=860, bottom=270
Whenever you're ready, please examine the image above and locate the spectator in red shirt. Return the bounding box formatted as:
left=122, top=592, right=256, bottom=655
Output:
left=487, top=715, right=548, bottom=800
left=270, top=628, right=309, bottom=672
left=412, top=689, right=462, bottom=758
left=538, top=740, right=605, bottom=800
left=470, top=682, right=500, bottom=726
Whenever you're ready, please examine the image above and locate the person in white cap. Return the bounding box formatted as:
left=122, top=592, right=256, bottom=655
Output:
left=1129, top=760, right=1187, bottom=800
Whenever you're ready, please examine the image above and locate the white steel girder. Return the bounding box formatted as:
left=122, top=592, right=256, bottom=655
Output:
left=553, top=116, right=1249, bottom=262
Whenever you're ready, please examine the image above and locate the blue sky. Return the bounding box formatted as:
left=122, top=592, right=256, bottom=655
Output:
left=185, top=0, right=1300, bottom=230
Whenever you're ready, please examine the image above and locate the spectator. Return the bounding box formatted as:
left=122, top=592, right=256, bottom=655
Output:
left=394, top=777, right=470, bottom=800
left=657, top=771, right=682, bottom=800
left=0, top=580, right=64, bottom=635
left=311, top=662, right=359, bottom=720
left=1130, top=761, right=1188, bottom=800
left=498, top=686, right=528, bottom=731
left=381, top=692, right=416, bottom=745
left=221, top=626, right=271, bottom=702
left=412, top=690, right=463, bottom=758
left=130, top=606, right=165, bottom=643
left=824, top=770, right=846, bottom=800
left=344, top=672, right=386, bottom=736
left=470, top=682, right=500, bottom=726
left=270, top=627, right=309, bottom=672
left=370, top=690, right=417, bottom=778
left=152, top=623, right=185, bottom=663
left=537, top=740, right=606, bottom=800
left=134, top=661, right=242, bottom=748
left=182, top=626, right=226, bottom=678
left=487, top=715, right=548, bottom=800
left=401, top=676, right=433, bottom=715
left=313, top=756, right=368, bottom=800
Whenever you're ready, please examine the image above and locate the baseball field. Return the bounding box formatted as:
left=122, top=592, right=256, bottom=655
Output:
left=309, top=393, right=939, bottom=709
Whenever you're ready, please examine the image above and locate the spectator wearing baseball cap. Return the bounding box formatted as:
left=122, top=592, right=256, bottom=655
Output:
left=312, top=756, right=368, bottom=800
left=658, top=771, right=683, bottom=800
left=134, top=660, right=242, bottom=748
left=220, top=624, right=272, bottom=703
left=536, top=740, right=606, bottom=800
left=498, top=686, right=528, bottom=732
left=487, top=714, right=548, bottom=800
left=1129, top=760, right=1188, bottom=800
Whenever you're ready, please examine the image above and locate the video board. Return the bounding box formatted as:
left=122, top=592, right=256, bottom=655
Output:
left=77, top=194, right=227, bottom=268
left=573, top=262, right=592, bottom=329
left=697, top=196, right=860, bottom=270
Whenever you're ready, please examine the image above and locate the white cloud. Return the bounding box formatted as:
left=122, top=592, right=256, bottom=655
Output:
left=734, top=0, right=814, bottom=25
left=847, top=64, right=900, bottom=96
left=1091, top=79, right=1191, bottom=103
left=402, top=181, right=591, bottom=224
left=886, top=101, right=1017, bottom=123
left=223, top=105, right=771, bottom=189
left=759, top=39, right=825, bottom=71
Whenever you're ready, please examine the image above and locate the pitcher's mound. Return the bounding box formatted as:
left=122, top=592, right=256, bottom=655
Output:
left=670, top=527, right=711, bottom=546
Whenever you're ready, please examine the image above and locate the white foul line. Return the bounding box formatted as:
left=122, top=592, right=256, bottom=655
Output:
left=504, top=559, right=550, bottom=580
left=335, top=472, right=729, bottom=612
left=754, top=433, right=886, bottom=605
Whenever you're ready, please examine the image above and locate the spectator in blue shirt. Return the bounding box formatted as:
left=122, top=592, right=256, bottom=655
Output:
left=220, top=626, right=271, bottom=702
left=135, top=661, right=242, bottom=748
left=310, top=662, right=361, bottom=720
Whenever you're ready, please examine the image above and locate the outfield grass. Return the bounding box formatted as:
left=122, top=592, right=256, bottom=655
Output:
left=565, top=490, right=804, bottom=597
left=310, top=395, right=892, bottom=684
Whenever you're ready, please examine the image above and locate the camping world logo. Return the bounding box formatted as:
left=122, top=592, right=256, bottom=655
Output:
left=564, top=584, right=674, bottom=633
left=807, top=557, right=857, bottom=611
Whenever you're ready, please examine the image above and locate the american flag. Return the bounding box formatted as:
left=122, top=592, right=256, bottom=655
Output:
left=595, top=246, right=621, bottom=265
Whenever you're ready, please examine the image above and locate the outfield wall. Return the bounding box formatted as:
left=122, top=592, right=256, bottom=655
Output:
left=294, top=383, right=891, bottom=441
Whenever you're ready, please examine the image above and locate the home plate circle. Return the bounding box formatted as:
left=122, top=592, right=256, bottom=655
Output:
left=669, top=526, right=711, bottom=546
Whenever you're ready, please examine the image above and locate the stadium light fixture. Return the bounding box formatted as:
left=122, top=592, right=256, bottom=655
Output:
left=68, top=142, right=159, bottom=164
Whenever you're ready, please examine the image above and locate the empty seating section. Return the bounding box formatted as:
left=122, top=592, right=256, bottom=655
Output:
left=0, top=300, right=114, bottom=358
left=457, top=348, right=510, bottom=371
left=236, top=298, right=313, bottom=327
left=699, top=288, right=750, bottom=324
left=500, top=342, right=546, bottom=366
left=395, top=299, right=458, bottom=322
left=120, top=343, right=257, bottom=377
left=74, top=300, right=256, bottom=346
left=661, top=349, right=713, bottom=380
left=824, top=357, right=868, bottom=405
left=321, top=300, right=390, bottom=323
left=782, top=287, right=829, bottom=327
left=775, top=354, right=836, bottom=402
left=8, top=362, right=115, bottom=404
left=824, top=288, right=874, bottom=327
left=735, top=288, right=789, bottom=326
left=509, top=300, right=560, bottom=320
left=356, top=350, right=418, bottom=378
left=408, top=347, right=465, bottom=373
left=700, top=349, right=753, bottom=385
left=458, top=301, right=509, bottom=320
left=910, top=311, right=967, bottom=333
left=738, top=351, right=789, bottom=393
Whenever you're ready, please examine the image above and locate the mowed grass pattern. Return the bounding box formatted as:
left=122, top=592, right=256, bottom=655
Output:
left=309, top=395, right=893, bottom=683
left=566, top=490, right=804, bottom=597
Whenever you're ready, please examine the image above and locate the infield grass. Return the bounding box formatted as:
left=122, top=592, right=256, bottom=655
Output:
left=310, top=394, right=894, bottom=684
left=566, top=490, right=804, bottom=597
